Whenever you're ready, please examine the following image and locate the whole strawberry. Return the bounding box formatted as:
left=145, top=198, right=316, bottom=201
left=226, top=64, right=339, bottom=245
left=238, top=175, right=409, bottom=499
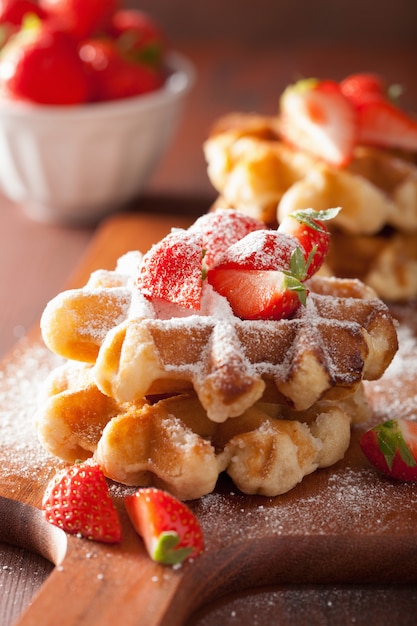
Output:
left=0, top=0, right=45, bottom=27
left=137, top=229, right=204, bottom=310
left=109, top=8, right=166, bottom=69
left=0, top=19, right=90, bottom=104
left=360, top=418, right=417, bottom=482
left=42, top=461, right=122, bottom=543
left=39, top=0, right=119, bottom=40
left=79, top=37, right=163, bottom=102
left=188, top=208, right=264, bottom=269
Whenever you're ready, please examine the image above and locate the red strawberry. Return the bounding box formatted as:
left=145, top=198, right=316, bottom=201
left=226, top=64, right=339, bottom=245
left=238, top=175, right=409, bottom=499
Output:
left=278, top=208, right=340, bottom=278
left=360, top=419, right=417, bottom=482
left=212, top=229, right=301, bottom=272
left=280, top=78, right=357, bottom=167
left=109, top=8, right=166, bottom=69
left=39, top=0, right=119, bottom=40
left=340, top=72, right=386, bottom=107
left=355, top=97, right=417, bottom=152
left=42, top=461, right=122, bottom=543
left=188, top=208, right=265, bottom=269
left=0, top=0, right=45, bottom=48
left=79, top=37, right=163, bottom=102
left=207, top=266, right=307, bottom=320
left=125, top=488, right=204, bottom=565
left=0, top=20, right=90, bottom=104
left=137, top=229, right=204, bottom=310
left=0, top=0, right=45, bottom=26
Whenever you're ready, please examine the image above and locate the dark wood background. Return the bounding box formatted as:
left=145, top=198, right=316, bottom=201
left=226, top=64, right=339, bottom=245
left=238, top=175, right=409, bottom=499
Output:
left=125, top=0, right=417, bottom=45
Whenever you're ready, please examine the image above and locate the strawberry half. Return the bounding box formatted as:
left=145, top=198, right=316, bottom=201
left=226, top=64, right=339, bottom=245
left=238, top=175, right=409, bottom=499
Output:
left=279, top=78, right=357, bottom=167
left=188, top=208, right=265, bottom=269
left=340, top=72, right=387, bottom=107
left=278, top=208, right=340, bottom=278
left=360, top=419, right=417, bottom=482
left=125, top=488, right=204, bottom=565
left=355, top=97, right=417, bottom=152
left=42, top=461, right=122, bottom=543
left=207, top=264, right=307, bottom=321
left=137, top=229, right=204, bottom=310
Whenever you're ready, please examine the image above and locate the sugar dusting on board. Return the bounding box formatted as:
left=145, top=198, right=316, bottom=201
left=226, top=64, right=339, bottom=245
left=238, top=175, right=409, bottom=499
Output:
left=0, top=337, right=64, bottom=491
left=1, top=300, right=417, bottom=542
left=193, top=301, right=417, bottom=541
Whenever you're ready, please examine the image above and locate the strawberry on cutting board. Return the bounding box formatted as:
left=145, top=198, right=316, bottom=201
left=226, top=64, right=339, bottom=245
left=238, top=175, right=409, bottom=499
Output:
left=42, top=461, right=122, bottom=543
left=125, top=488, right=204, bottom=565
left=279, top=78, right=357, bottom=167
left=360, top=418, right=417, bottom=481
left=278, top=208, right=340, bottom=278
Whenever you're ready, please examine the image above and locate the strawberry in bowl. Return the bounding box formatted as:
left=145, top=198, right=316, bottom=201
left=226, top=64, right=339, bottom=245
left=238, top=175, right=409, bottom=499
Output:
left=0, top=1, right=194, bottom=223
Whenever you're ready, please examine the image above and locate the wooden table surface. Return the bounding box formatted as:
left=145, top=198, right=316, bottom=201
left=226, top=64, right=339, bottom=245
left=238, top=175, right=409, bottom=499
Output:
left=1, top=40, right=417, bottom=626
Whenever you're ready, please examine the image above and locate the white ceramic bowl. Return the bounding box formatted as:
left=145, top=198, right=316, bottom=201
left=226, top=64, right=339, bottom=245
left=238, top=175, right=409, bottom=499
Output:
left=0, top=52, right=195, bottom=224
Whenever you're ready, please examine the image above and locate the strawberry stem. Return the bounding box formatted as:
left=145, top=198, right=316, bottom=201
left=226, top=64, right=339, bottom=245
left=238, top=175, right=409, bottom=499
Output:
left=377, top=420, right=417, bottom=470
left=153, top=531, right=194, bottom=565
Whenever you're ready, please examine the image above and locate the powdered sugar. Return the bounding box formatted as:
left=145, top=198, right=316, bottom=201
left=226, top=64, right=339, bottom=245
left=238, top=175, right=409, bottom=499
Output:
left=0, top=338, right=63, bottom=493
left=215, top=229, right=298, bottom=271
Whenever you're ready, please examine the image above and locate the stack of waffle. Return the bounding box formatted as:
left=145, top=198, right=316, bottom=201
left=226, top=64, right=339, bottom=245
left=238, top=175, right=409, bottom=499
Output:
left=36, top=242, right=398, bottom=500
left=204, top=112, right=417, bottom=301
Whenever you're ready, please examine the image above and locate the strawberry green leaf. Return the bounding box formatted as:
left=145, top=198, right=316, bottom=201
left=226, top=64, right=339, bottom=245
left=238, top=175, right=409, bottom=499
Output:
left=289, top=245, right=308, bottom=279
left=291, top=207, right=341, bottom=232
left=283, top=273, right=308, bottom=306
left=153, top=531, right=194, bottom=565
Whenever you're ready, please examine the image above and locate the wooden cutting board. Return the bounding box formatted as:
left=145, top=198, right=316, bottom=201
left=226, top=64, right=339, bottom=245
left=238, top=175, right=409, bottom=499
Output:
left=1, top=212, right=417, bottom=626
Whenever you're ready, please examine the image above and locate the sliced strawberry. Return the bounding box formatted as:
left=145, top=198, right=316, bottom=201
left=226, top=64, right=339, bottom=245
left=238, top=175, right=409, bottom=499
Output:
left=360, top=418, right=417, bottom=481
left=207, top=267, right=306, bottom=320
left=188, top=208, right=265, bottom=269
left=340, top=72, right=386, bottom=107
left=356, top=97, right=417, bottom=152
left=278, top=208, right=340, bottom=278
left=125, top=488, right=204, bottom=565
left=212, top=229, right=301, bottom=272
left=137, top=229, right=204, bottom=310
left=42, top=461, right=122, bottom=544
left=279, top=78, right=357, bottom=167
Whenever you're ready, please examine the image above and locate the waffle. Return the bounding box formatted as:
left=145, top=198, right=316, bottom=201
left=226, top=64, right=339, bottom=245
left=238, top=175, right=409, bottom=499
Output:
left=41, top=260, right=397, bottom=422
left=204, top=112, right=417, bottom=300
left=37, top=235, right=398, bottom=498
left=35, top=359, right=369, bottom=499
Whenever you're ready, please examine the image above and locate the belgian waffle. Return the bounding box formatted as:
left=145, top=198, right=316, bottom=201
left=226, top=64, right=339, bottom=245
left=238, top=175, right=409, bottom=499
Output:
left=35, top=359, right=369, bottom=499
left=37, top=230, right=398, bottom=498
left=40, top=257, right=397, bottom=422
left=204, top=112, right=417, bottom=300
